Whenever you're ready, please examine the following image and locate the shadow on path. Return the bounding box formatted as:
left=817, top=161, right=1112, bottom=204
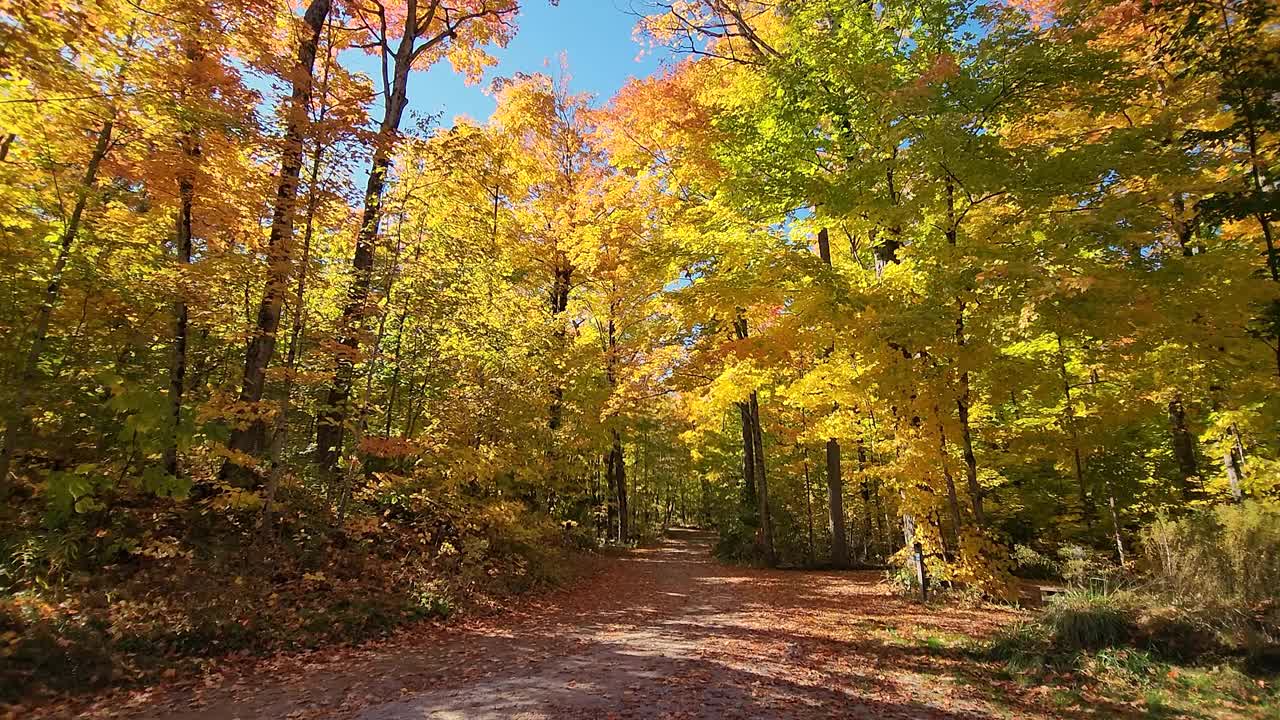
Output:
left=64, top=529, right=1131, bottom=719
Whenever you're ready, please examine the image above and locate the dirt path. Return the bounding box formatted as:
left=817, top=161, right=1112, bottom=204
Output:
left=58, top=530, right=1067, bottom=719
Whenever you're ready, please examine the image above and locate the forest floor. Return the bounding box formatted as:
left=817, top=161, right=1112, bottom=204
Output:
left=16, top=529, right=1262, bottom=719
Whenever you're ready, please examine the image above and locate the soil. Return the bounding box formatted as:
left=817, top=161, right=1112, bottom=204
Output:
left=24, top=529, right=1116, bottom=719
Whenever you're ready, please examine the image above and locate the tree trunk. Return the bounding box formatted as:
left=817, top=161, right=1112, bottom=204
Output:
left=937, top=417, right=963, bottom=552
left=317, top=0, right=415, bottom=474
left=384, top=306, right=408, bottom=437
left=164, top=154, right=196, bottom=478
left=0, top=118, right=113, bottom=492
left=873, top=185, right=916, bottom=555
left=613, top=429, right=628, bottom=543
left=1238, top=93, right=1278, bottom=282
left=1224, top=440, right=1245, bottom=501
left=955, top=378, right=983, bottom=524
left=605, top=449, right=619, bottom=540
left=605, top=310, right=626, bottom=543
left=258, top=128, right=328, bottom=532
left=1211, top=4, right=1280, bottom=382
left=816, top=228, right=849, bottom=568
left=223, top=0, right=331, bottom=485
left=1167, top=396, right=1199, bottom=500
left=802, top=442, right=815, bottom=565
left=825, top=438, right=848, bottom=567
left=357, top=222, right=406, bottom=441
left=732, top=314, right=760, bottom=520
left=1057, top=333, right=1093, bottom=524
left=858, top=440, right=873, bottom=561
left=680, top=473, right=688, bottom=525
left=272, top=143, right=324, bottom=450
left=738, top=402, right=756, bottom=506
left=547, top=256, right=572, bottom=431
left=749, top=391, right=775, bottom=567
left=257, top=18, right=337, bottom=520
left=1105, top=478, right=1126, bottom=565
left=873, top=232, right=902, bottom=276
left=943, top=182, right=984, bottom=527
left=1171, top=193, right=1197, bottom=256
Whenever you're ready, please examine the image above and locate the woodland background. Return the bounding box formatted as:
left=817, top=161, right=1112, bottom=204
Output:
left=1, top=0, right=1278, bottom=710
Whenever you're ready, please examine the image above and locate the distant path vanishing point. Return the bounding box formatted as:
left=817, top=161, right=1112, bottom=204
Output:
left=63, top=529, right=1070, bottom=720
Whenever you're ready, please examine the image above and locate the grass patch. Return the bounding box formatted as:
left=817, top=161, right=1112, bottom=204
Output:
left=981, top=587, right=1280, bottom=719
left=1041, top=589, right=1136, bottom=651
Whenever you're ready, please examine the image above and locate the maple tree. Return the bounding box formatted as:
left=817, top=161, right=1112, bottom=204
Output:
left=0, top=0, right=1278, bottom=703
left=623, top=0, right=1278, bottom=588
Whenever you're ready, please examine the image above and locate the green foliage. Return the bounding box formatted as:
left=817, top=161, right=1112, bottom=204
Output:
left=987, top=619, right=1053, bottom=673
left=986, top=584, right=1280, bottom=718
left=988, top=589, right=1144, bottom=671
left=2, top=532, right=82, bottom=589
left=1057, top=544, right=1123, bottom=590
left=43, top=464, right=191, bottom=528
left=1, top=472, right=591, bottom=700
left=3, top=0, right=1280, bottom=705
left=410, top=581, right=456, bottom=620
left=1042, top=589, right=1138, bottom=652
left=885, top=563, right=919, bottom=597
left=1138, top=502, right=1280, bottom=663
left=712, top=517, right=760, bottom=565
left=1012, top=544, right=1059, bottom=580
left=1084, top=647, right=1163, bottom=687
left=44, top=466, right=113, bottom=520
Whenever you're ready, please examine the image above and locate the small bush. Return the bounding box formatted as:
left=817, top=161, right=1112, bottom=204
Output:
left=1012, top=544, right=1059, bottom=580
left=0, top=602, right=115, bottom=701
left=988, top=620, right=1053, bottom=673
left=560, top=522, right=598, bottom=552
left=1142, top=501, right=1280, bottom=608
left=1085, top=647, right=1161, bottom=686
left=1042, top=589, right=1137, bottom=651
left=1058, top=544, right=1122, bottom=590
left=409, top=580, right=456, bottom=620
left=713, top=520, right=758, bottom=564
left=1140, top=501, right=1280, bottom=660
left=1135, top=604, right=1222, bottom=661
left=885, top=562, right=917, bottom=595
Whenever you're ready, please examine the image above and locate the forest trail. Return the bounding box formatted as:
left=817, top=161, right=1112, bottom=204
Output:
left=68, top=531, right=1064, bottom=720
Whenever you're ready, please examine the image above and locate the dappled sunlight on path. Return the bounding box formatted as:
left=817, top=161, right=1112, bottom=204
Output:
left=58, top=530, right=1127, bottom=719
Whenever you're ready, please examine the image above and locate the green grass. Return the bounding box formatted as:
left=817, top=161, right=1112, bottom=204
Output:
left=1041, top=588, right=1136, bottom=651
left=976, top=588, right=1280, bottom=719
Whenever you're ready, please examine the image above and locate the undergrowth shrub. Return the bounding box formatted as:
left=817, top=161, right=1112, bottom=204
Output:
left=885, top=562, right=919, bottom=596
left=1, top=469, right=594, bottom=702
left=1042, top=589, right=1137, bottom=651
left=987, top=588, right=1141, bottom=675
left=1141, top=501, right=1280, bottom=660
left=470, top=500, right=571, bottom=592
left=1135, top=603, right=1222, bottom=661
left=713, top=518, right=759, bottom=564
left=1142, top=500, right=1280, bottom=608
left=988, top=619, right=1052, bottom=673
left=1082, top=647, right=1161, bottom=686
left=1057, top=544, right=1123, bottom=590
left=0, top=601, right=114, bottom=700
left=1012, top=544, right=1059, bottom=580
left=988, top=505, right=1280, bottom=690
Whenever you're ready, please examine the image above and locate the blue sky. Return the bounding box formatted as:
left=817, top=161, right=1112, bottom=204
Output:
left=376, top=0, right=671, bottom=126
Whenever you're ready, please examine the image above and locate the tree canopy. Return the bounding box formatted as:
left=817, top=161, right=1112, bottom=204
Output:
left=1, top=0, right=1277, bottom=607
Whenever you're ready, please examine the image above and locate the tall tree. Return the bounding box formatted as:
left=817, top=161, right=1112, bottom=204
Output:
left=315, top=0, right=520, bottom=474
left=221, top=0, right=333, bottom=484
